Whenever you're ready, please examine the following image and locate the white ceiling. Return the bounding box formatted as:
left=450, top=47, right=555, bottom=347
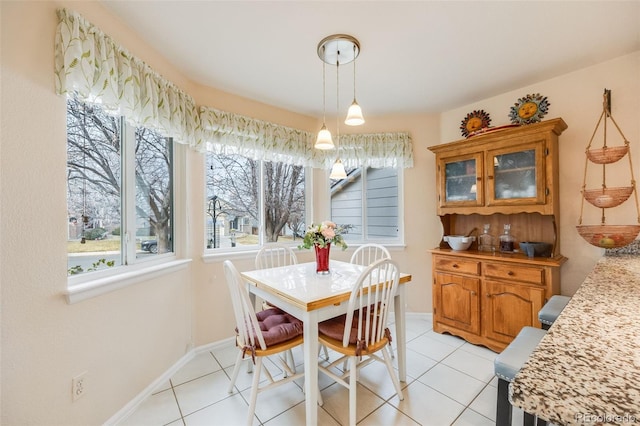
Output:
left=101, top=1, right=640, bottom=118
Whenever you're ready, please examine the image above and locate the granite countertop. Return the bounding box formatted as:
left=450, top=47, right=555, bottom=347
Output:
left=510, top=252, right=640, bottom=424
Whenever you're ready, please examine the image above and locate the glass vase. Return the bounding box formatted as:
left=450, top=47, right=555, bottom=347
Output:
left=314, top=243, right=331, bottom=274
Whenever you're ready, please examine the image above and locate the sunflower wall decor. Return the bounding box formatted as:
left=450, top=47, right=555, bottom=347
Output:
left=460, top=110, right=491, bottom=138
left=509, top=93, right=550, bottom=125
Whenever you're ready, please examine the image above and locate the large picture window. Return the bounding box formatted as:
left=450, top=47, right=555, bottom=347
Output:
left=331, top=167, right=401, bottom=243
left=205, top=152, right=306, bottom=250
left=66, top=95, right=174, bottom=276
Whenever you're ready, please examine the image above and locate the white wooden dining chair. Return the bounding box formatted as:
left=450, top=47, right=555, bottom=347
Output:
left=255, top=244, right=330, bottom=362
left=224, top=260, right=308, bottom=425
left=317, top=258, right=404, bottom=426
left=350, top=243, right=391, bottom=266
left=349, top=243, right=395, bottom=358
left=255, top=243, right=298, bottom=269
left=254, top=244, right=299, bottom=368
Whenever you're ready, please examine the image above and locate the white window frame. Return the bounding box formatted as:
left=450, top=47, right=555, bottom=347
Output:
left=202, top=153, right=312, bottom=261
left=66, top=103, right=189, bottom=304
left=330, top=166, right=405, bottom=247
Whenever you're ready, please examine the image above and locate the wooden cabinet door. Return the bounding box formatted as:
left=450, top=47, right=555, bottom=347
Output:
left=481, top=280, right=544, bottom=345
left=433, top=272, right=480, bottom=334
left=437, top=152, right=484, bottom=209
left=485, top=140, right=546, bottom=207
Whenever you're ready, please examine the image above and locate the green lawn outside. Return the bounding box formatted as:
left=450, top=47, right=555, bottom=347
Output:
left=68, top=239, right=123, bottom=253
left=68, top=234, right=301, bottom=253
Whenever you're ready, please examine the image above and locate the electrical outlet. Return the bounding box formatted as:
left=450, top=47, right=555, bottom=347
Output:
left=72, top=372, right=87, bottom=401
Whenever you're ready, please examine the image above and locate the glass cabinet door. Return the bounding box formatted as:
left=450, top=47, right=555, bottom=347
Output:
left=486, top=142, right=545, bottom=205
left=438, top=153, right=483, bottom=207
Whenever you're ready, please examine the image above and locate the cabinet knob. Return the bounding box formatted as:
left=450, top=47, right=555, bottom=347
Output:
left=452, top=264, right=459, bottom=268
left=470, top=291, right=477, bottom=296
left=508, top=271, right=514, bottom=276
left=486, top=294, right=491, bottom=298
left=487, top=175, right=494, bottom=180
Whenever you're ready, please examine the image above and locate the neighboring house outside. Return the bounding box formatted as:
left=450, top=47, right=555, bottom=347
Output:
left=331, top=167, right=399, bottom=241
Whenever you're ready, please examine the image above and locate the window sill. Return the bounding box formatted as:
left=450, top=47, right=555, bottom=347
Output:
left=384, top=244, right=407, bottom=252
left=201, top=243, right=406, bottom=264
left=202, top=248, right=262, bottom=263
left=64, top=259, right=192, bottom=304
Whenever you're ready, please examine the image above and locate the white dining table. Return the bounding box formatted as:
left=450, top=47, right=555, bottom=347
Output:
left=240, top=260, right=412, bottom=425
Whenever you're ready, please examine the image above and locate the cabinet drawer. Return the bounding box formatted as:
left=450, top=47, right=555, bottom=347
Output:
left=484, top=262, right=544, bottom=285
left=434, top=257, right=481, bottom=276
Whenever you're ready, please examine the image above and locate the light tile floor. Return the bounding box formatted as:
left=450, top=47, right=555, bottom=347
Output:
left=119, top=316, right=528, bottom=425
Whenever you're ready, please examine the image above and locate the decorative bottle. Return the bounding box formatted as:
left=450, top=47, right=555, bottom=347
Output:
left=478, top=224, right=496, bottom=252
left=499, top=224, right=516, bottom=252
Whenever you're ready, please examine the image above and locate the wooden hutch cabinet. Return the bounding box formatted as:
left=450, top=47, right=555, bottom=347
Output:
left=428, top=118, right=568, bottom=352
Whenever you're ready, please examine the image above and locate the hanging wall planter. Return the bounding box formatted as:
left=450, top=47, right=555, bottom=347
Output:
left=577, top=89, right=640, bottom=248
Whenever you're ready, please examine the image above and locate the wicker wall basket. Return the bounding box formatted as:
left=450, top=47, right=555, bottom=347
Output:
left=576, top=224, right=640, bottom=248
left=578, top=91, right=639, bottom=250
left=582, top=186, right=634, bottom=208
left=586, top=145, right=629, bottom=164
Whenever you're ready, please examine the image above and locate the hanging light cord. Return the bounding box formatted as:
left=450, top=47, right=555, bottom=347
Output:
left=336, top=56, right=340, bottom=151
left=352, top=44, right=357, bottom=102
left=322, top=47, right=327, bottom=125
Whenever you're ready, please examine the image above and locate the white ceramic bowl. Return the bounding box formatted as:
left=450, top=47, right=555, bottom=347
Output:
left=443, top=235, right=475, bottom=251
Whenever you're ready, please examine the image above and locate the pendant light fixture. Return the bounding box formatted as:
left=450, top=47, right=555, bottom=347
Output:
left=317, top=34, right=362, bottom=179
left=330, top=158, right=348, bottom=179
left=315, top=52, right=334, bottom=150
left=345, top=43, right=365, bottom=126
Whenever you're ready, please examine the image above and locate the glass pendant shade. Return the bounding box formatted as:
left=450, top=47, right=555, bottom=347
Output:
left=315, top=125, right=334, bottom=150
left=345, top=100, right=365, bottom=126
left=330, top=159, right=347, bottom=179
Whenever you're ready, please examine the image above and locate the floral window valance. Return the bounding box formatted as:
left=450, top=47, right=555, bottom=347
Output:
left=53, top=9, right=413, bottom=166
left=199, top=106, right=317, bottom=166
left=200, top=107, right=414, bottom=169
left=336, top=133, right=414, bottom=169
left=54, top=9, right=201, bottom=150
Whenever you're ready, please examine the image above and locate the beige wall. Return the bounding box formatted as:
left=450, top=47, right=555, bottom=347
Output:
left=1, top=1, right=638, bottom=424
left=439, top=52, right=640, bottom=296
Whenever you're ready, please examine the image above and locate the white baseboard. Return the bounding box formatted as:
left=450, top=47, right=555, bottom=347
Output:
left=104, top=337, right=235, bottom=426
left=406, top=312, right=432, bottom=321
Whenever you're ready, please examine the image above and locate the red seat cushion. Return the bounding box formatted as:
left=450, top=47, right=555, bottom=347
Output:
left=318, top=314, right=355, bottom=343
left=254, top=308, right=303, bottom=347
left=319, top=306, right=385, bottom=345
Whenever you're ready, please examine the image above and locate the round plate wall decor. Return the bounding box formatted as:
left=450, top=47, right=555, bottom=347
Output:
left=509, top=93, right=550, bottom=125
left=460, top=110, right=491, bottom=138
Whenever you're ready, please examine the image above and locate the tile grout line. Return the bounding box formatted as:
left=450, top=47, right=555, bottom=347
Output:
left=167, top=379, right=186, bottom=426
left=384, top=326, right=498, bottom=425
